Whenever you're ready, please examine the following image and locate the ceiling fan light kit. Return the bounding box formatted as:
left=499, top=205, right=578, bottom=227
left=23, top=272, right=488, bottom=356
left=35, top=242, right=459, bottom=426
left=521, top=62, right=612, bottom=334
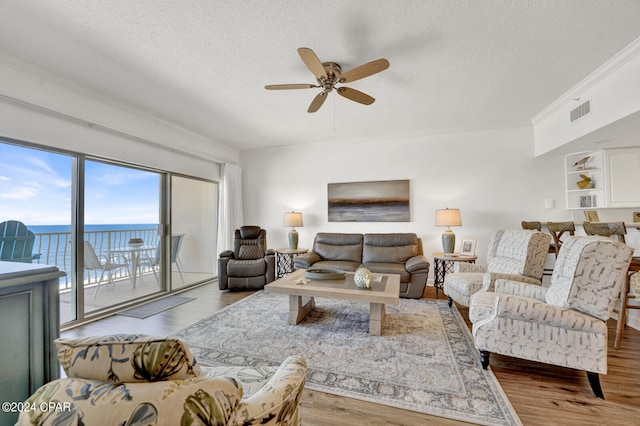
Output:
left=265, top=47, right=389, bottom=113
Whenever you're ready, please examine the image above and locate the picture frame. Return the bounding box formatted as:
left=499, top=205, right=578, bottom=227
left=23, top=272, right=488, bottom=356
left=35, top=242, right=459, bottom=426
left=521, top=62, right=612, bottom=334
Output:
left=584, top=210, right=600, bottom=222
left=579, top=195, right=594, bottom=208
left=460, top=239, right=476, bottom=255
left=327, top=179, right=410, bottom=222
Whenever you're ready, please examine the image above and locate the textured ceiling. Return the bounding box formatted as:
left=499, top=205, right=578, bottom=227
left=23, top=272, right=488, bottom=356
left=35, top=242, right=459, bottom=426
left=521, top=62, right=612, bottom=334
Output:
left=1, top=1, right=639, bottom=151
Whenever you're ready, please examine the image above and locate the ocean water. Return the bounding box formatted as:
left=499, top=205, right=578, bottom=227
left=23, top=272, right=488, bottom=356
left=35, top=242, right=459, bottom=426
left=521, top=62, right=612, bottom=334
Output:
left=29, top=224, right=157, bottom=234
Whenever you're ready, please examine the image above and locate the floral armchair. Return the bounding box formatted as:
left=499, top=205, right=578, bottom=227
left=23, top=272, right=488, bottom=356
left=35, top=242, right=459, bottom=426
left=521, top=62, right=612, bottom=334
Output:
left=469, top=236, right=633, bottom=398
left=17, top=334, right=307, bottom=426
left=443, top=229, right=551, bottom=307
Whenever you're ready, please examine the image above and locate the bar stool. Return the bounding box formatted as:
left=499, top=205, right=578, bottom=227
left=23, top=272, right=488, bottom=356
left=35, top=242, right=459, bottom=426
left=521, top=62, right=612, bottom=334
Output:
left=546, top=221, right=576, bottom=256
left=583, top=221, right=640, bottom=349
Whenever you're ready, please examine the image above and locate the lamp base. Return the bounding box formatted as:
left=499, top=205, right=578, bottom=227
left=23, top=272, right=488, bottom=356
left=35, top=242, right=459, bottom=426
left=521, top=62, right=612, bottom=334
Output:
left=288, top=229, right=299, bottom=249
left=442, top=229, right=456, bottom=253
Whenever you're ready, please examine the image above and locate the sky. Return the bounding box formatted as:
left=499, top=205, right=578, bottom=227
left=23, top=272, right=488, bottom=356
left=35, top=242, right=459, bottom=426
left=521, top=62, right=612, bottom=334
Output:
left=0, top=142, right=159, bottom=225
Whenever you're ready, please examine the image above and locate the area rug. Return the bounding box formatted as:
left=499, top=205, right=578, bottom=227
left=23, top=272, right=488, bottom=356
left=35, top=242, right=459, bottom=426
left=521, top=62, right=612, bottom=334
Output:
left=170, top=291, right=521, bottom=426
left=117, top=296, right=195, bottom=319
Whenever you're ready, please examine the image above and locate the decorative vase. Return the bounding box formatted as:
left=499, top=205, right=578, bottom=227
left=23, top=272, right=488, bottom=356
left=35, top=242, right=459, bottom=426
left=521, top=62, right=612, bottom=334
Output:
left=354, top=268, right=373, bottom=289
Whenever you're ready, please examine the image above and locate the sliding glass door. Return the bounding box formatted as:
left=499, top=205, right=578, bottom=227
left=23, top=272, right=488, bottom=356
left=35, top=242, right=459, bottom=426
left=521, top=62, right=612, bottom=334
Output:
left=170, top=175, right=218, bottom=289
left=2, top=139, right=219, bottom=326
left=83, top=159, right=164, bottom=316
left=0, top=141, right=75, bottom=322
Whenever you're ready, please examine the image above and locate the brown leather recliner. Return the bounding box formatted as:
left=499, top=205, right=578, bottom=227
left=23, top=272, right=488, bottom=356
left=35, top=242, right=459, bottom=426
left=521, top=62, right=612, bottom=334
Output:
left=218, top=226, right=275, bottom=290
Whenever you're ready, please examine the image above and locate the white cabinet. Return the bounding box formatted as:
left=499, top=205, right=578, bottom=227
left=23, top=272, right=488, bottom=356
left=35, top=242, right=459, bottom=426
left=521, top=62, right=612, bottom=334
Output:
left=565, top=150, right=604, bottom=209
left=565, top=147, right=640, bottom=209
left=0, top=262, right=64, bottom=425
left=604, top=147, right=640, bottom=207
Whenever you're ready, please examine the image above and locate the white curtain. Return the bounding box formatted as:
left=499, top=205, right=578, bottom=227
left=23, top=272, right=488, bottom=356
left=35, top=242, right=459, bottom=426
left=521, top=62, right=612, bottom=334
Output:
left=217, top=163, right=243, bottom=255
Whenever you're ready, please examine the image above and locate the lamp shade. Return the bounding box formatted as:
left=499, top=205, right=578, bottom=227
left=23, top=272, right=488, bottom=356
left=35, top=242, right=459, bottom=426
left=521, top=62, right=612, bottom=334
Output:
left=435, top=208, right=462, bottom=227
left=283, top=212, right=303, bottom=228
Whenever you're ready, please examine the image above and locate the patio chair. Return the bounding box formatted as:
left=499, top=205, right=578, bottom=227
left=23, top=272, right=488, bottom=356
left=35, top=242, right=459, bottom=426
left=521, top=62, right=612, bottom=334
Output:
left=84, top=241, right=129, bottom=297
left=138, top=235, right=185, bottom=285
left=0, top=220, right=41, bottom=263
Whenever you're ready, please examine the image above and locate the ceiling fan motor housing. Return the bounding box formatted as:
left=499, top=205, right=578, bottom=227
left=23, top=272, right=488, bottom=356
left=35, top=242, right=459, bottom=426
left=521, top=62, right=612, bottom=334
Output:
left=319, top=62, right=342, bottom=91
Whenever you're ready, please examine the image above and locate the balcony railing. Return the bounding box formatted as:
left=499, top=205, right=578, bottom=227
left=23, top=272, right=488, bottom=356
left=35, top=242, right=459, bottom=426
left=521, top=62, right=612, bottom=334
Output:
left=33, top=228, right=159, bottom=289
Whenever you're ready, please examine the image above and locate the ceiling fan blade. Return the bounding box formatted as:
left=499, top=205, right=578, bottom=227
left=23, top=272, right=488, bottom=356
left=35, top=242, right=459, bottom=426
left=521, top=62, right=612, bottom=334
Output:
left=337, top=87, right=375, bottom=105
left=340, top=58, right=390, bottom=83
left=307, top=91, right=328, bottom=113
left=298, top=47, right=327, bottom=80
left=265, top=84, right=316, bottom=90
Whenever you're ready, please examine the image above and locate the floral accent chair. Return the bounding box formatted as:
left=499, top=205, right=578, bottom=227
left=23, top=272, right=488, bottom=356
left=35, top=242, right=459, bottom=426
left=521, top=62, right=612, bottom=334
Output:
left=444, top=229, right=551, bottom=307
left=17, top=334, right=307, bottom=426
left=469, top=236, right=633, bottom=399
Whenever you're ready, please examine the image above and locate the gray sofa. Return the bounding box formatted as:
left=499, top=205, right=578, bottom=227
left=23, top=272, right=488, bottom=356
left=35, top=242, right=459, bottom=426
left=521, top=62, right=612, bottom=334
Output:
left=293, top=232, right=429, bottom=299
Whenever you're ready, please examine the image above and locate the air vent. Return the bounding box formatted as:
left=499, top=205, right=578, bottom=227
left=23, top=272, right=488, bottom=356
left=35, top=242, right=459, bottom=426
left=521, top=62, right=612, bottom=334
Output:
left=570, top=100, right=591, bottom=122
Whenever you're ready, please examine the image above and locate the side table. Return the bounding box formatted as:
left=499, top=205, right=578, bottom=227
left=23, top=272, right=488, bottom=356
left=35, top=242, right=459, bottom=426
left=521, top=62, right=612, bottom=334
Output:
left=275, top=248, right=309, bottom=278
left=433, top=252, right=477, bottom=299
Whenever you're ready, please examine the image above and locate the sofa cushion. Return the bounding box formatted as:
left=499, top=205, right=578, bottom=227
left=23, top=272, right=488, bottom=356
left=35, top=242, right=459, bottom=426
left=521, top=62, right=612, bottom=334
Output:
left=18, top=375, right=241, bottom=426
left=56, top=334, right=202, bottom=383
left=312, top=260, right=360, bottom=272
left=362, top=233, right=418, bottom=263
left=314, top=233, right=363, bottom=263
left=361, top=262, right=410, bottom=282
left=228, top=258, right=266, bottom=276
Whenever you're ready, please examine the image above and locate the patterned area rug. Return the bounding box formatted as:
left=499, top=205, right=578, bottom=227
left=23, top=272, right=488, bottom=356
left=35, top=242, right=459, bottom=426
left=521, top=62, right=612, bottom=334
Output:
left=170, top=291, right=521, bottom=425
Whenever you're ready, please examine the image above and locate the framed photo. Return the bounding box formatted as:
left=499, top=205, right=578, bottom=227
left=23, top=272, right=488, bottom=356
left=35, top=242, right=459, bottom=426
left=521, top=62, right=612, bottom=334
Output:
left=327, top=179, right=410, bottom=222
left=584, top=210, right=600, bottom=222
left=634, top=212, right=640, bottom=223
left=460, top=239, right=476, bottom=255
left=579, top=195, right=594, bottom=208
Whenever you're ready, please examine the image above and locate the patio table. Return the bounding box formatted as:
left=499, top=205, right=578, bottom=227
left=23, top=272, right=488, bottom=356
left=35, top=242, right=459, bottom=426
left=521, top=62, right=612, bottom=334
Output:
left=108, top=245, right=155, bottom=287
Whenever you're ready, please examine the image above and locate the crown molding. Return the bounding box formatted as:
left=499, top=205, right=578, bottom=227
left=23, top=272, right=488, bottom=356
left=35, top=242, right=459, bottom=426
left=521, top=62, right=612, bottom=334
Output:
left=532, top=36, right=640, bottom=125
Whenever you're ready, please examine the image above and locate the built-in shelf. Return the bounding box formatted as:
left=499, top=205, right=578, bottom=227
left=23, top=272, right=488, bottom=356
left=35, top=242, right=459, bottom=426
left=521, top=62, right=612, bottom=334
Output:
left=565, top=147, right=640, bottom=210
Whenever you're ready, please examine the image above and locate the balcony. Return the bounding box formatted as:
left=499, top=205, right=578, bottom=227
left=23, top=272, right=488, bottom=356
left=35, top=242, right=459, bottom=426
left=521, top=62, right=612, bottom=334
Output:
left=31, top=228, right=213, bottom=324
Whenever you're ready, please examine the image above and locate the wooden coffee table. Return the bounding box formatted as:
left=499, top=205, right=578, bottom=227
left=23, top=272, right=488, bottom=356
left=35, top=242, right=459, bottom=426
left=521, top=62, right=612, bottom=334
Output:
left=264, top=269, right=400, bottom=335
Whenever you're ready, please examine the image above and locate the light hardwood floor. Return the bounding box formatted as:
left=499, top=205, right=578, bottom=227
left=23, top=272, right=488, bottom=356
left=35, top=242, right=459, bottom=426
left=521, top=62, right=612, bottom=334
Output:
left=62, top=282, right=640, bottom=426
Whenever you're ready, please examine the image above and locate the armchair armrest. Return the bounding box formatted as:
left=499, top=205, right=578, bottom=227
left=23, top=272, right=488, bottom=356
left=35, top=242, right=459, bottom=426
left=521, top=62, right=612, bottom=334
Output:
left=493, top=294, right=606, bottom=333
left=219, top=250, right=234, bottom=259
left=455, top=262, right=487, bottom=273
left=265, top=248, right=275, bottom=256
left=405, top=255, right=430, bottom=272
left=495, top=279, right=547, bottom=301
left=293, top=251, right=321, bottom=269
left=482, top=272, right=542, bottom=292
left=234, top=356, right=307, bottom=425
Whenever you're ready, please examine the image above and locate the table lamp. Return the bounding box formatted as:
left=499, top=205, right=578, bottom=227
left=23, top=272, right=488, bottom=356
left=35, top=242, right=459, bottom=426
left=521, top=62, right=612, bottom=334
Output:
left=435, top=208, right=462, bottom=253
left=283, top=211, right=303, bottom=249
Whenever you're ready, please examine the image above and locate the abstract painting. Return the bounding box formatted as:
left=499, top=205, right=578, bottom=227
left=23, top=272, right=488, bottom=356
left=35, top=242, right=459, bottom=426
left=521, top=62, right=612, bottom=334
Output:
left=328, top=180, right=410, bottom=222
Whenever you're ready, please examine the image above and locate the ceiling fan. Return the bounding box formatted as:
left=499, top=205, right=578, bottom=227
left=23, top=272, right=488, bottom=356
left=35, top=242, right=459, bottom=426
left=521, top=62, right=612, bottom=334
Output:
left=265, top=47, right=390, bottom=113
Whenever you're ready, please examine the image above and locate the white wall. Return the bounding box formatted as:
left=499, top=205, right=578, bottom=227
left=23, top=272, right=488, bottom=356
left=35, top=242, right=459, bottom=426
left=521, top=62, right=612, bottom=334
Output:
left=533, top=37, right=640, bottom=156
left=241, top=127, right=640, bottom=331
left=0, top=52, right=239, bottom=179
left=241, top=127, right=569, bottom=267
